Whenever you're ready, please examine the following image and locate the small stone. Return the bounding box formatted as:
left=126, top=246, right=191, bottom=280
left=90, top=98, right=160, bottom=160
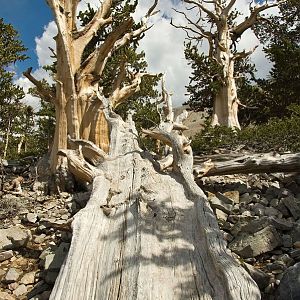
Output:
left=290, top=249, right=300, bottom=259
left=209, top=193, right=234, bottom=214
left=26, top=213, right=38, bottom=224
left=223, top=191, right=240, bottom=204
left=34, top=234, right=46, bottom=244
left=0, top=291, right=15, bottom=300
left=240, top=193, right=251, bottom=205
left=294, top=241, right=300, bottom=249
left=282, top=235, right=293, bottom=248
left=2, top=268, right=21, bottom=283
left=278, top=254, right=294, bottom=267
left=277, top=199, right=291, bottom=217
left=20, top=271, right=36, bottom=285
left=215, top=209, right=228, bottom=222
left=260, top=197, right=269, bottom=206
left=251, top=193, right=261, bottom=203
left=264, top=207, right=280, bottom=217
left=252, top=203, right=265, bottom=216
left=0, top=250, right=14, bottom=262
left=243, top=262, right=271, bottom=289
left=270, top=198, right=279, bottom=208
left=13, top=284, right=27, bottom=296
left=8, top=282, right=19, bottom=290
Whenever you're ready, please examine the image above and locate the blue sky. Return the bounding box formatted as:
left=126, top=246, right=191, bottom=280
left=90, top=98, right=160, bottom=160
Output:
left=1, top=0, right=276, bottom=108
left=1, top=0, right=52, bottom=74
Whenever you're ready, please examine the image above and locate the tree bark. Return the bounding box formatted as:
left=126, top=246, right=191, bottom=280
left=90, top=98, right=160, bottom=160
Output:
left=50, top=113, right=260, bottom=300
left=194, top=152, right=300, bottom=177
left=181, top=0, right=282, bottom=129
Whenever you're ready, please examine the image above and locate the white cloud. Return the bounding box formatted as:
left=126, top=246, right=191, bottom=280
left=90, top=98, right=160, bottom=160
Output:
left=18, top=0, right=280, bottom=110
left=15, top=68, right=53, bottom=112
left=35, top=21, right=57, bottom=67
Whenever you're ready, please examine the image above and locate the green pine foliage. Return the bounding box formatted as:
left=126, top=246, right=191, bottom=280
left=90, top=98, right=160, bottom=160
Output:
left=192, top=105, right=300, bottom=154
left=0, top=18, right=30, bottom=159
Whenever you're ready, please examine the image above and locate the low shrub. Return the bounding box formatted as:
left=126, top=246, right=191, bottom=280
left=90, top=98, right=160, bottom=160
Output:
left=191, top=104, right=300, bottom=154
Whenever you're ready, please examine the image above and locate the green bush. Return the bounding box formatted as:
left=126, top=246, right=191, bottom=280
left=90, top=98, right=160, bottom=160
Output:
left=192, top=105, right=300, bottom=154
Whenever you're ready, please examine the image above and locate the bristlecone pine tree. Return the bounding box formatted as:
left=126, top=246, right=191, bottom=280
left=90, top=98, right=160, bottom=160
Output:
left=177, top=0, right=284, bottom=129
left=26, top=1, right=260, bottom=299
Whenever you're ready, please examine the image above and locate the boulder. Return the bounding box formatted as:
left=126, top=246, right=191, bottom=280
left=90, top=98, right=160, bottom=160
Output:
left=277, top=262, right=300, bottom=300
left=282, top=196, right=300, bottom=219
left=229, top=225, right=282, bottom=258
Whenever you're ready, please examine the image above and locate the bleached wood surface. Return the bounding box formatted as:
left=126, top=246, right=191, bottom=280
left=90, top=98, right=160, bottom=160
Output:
left=194, top=152, right=300, bottom=177
left=50, top=117, right=260, bottom=300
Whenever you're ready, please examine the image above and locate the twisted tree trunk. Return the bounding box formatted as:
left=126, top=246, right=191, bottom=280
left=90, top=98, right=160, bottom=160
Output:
left=50, top=102, right=260, bottom=300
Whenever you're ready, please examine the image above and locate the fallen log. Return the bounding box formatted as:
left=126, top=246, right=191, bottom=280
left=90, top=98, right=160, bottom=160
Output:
left=50, top=89, right=260, bottom=299
left=194, top=152, right=300, bottom=177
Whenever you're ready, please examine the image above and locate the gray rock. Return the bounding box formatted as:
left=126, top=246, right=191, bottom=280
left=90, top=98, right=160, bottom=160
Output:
left=0, top=291, right=15, bottom=300
left=278, top=254, right=294, bottom=267
left=41, top=243, right=69, bottom=284
left=240, top=193, right=251, bottom=205
left=269, top=198, right=279, bottom=208
left=34, top=234, right=46, bottom=244
left=209, top=192, right=234, bottom=214
left=252, top=203, right=265, bottom=216
left=229, top=225, right=282, bottom=258
left=277, top=262, right=300, bottom=300
left=25, top=213, right=38, bottom=224
left=13, top=284, right=27, bottom=297
left=240, top=216, right=270, bottom=234
left=270, top=217, right=294, bottom=231
left=282, top=196, right=300, bottom=219
left=243, top=262, right=271, bottom=290
left=2, top=268, right=21, bottom=283
left=0, top=227, right=31, bottom=250
left=264, top=207, right=281, bottom=217
left=291, top=222, right=300, bottom=243
left=20, top=271, right=36, bottom=285
left=290, top=249, right=300, bottom=260
left=27, top=281, right=50, bottom=299
left=215, top=208, right=228, bottom=222
left=277, top=199, right=291, bottom=217
left=0, top=250, right=13, bottom=262
left=251, top=193, right=261, bottom=203
left=282, top=235, right=293, bottom=248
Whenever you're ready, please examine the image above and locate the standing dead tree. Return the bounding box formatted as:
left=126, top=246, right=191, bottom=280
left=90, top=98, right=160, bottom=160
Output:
left=24, top=0, right=260, bottom=299
left=23, top=0, right=158, bottom=191
left=175, top=0, right=284, bottom=129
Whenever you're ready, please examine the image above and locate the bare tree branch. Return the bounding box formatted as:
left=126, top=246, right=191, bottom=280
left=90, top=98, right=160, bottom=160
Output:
left=232, top=1, right=284, bottom=38
left=73, top=0, right=113, bottom=44
left=23, top=68, right=56, bottom=104
left=184, top=0, right=220, bottom=23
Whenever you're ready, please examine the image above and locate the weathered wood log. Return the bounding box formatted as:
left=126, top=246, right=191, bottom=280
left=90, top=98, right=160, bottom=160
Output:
left=194, top=152, right=300, bottom=177
left=50, top=112, right=260, bottom=300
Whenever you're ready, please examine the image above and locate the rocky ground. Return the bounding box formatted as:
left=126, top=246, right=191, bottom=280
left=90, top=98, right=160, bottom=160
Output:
left=0, top=171, right=300, bottom=299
